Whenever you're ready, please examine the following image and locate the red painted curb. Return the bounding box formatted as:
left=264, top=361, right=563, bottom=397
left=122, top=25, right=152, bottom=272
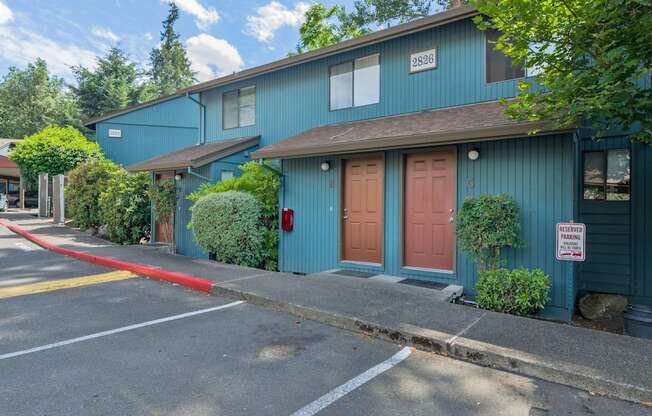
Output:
left=0, top=219, right=215, bottom=293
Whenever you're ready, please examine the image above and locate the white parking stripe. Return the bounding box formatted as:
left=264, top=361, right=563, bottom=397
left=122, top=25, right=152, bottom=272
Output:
left=290, top=347, right=412, bottom=416
left=0, top=301, right=244, bottom=360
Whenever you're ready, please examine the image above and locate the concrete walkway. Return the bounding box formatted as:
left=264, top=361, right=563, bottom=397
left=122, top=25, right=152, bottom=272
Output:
left=2, top=212, right=651, bottom=404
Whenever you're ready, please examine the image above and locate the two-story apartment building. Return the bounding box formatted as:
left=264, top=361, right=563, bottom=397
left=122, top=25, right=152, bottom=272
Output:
left=86, top=5, right=652, bottom=321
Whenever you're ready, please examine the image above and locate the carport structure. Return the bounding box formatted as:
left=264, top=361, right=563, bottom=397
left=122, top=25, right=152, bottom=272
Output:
left=127, top=136, right=260, bottom=257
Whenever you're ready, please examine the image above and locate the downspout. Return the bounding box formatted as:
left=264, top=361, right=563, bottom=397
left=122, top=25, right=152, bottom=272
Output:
left=186, top=166, right=210, bottom=182
left=186, top=92, right=206, bottom=145
left=257, top=159, right=285, bottom=272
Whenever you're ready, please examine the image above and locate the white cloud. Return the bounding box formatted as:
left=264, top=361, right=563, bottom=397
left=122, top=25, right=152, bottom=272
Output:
left=165, top=0, right=219, bottom=30
left=186, top=34, right=243, bottom=81
left=0, top=25, right=97, bottom=80
left=144, top=32, right=154, bottom=42
left=0, top=0, right=13, bottom=25
left=245, top=1, right=310, bottom=43
left=91, top=26, right=120, bottom=43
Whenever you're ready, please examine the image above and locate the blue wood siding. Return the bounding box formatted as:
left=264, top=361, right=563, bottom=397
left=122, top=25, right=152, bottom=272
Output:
left=201, top=18, right=522, bottom=148
left=96, top=96, right=199, bottom=166
left=281, top=134, right=575, bottom=320
left=171, top=147, right=255, bottom=258
left=632, top=142, right=652, bottom=306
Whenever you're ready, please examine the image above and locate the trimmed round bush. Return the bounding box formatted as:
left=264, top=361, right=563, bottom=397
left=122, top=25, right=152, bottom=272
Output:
left=475, top=268, right=551, bottom=316
left=190, top=190, right=263, bottom=267
left=65, top=159, right=121, bottom=230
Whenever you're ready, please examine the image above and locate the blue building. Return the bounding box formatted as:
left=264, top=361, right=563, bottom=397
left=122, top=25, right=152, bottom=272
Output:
left=86, top=5, right=651, bottom=321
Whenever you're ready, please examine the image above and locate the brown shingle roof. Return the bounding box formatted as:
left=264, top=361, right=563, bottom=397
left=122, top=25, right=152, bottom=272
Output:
left=127, top=136, right=260, bottom=172
left=251, top=101, right=566, bottom=160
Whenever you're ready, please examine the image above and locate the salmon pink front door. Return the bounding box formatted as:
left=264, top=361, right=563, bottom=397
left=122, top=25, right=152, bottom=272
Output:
left=342, top=157, right=384, bottom=264
left=404, top=150, right=456, bottom=271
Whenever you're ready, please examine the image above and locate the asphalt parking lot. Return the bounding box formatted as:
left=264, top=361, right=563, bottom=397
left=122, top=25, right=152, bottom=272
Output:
left=1, top=228, right=650, bottom=415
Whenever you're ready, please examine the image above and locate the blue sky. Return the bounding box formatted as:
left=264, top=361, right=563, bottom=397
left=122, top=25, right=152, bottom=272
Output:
left=0, top=0, right=354, bottom=83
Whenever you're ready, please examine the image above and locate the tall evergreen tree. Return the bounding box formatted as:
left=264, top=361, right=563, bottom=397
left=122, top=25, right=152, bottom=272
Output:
left=148, top=2, right=195, bottom=97
left=71, top=47, right=145, bottom=120
left=0, top=59, right=83, bottom=139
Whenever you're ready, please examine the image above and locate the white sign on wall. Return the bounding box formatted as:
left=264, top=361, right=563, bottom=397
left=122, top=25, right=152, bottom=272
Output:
left=108, top=128, right=122, bottom=138
left=410, top=48, right=437, bottom=73
left=556, top=222, right=586, bottom=261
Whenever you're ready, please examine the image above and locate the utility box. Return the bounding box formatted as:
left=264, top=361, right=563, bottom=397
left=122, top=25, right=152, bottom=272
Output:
left=38, top=173, right=49, bottom=217
left=52, top=174, right=64, bottom=224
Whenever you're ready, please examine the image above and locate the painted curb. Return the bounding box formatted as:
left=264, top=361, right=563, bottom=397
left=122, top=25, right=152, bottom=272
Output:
left=0, top=219, right=214, bottom=293
left=211, top=284, right=652, bottom=404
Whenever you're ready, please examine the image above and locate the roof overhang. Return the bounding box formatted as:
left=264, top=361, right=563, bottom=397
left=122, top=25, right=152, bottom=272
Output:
left=127, top=136, right=260, bottom=172
left=251, top=101, right=574, bottom=160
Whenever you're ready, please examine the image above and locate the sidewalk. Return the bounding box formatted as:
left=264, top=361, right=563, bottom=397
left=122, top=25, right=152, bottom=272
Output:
left=2, top=212, right=651, bottom=404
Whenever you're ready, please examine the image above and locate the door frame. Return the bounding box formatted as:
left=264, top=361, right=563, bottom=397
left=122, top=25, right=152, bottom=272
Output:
left=399, top=146, right=457, bottom=274
left=339, top=152, right=386, bottom=267
left=153, top=170, right=176, bottom=245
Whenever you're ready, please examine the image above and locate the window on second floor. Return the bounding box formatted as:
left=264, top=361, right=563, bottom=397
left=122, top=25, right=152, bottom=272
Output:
left=485, top=29, right=525, bottom=83
left=330, top=54, right=380, bottom=110
left=223, top=86, right=256, bottom=129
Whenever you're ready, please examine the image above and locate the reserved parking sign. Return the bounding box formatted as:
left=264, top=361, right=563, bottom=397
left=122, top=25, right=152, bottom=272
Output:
left=556, top=222, right=586, bottom=261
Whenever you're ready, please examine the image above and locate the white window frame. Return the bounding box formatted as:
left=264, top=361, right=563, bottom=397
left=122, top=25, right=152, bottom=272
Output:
left=329, top=53, right=380, bottom=111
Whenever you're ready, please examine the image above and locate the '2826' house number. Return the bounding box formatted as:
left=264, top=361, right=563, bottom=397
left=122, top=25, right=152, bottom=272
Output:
left=410, top=48, right=437, bottom=73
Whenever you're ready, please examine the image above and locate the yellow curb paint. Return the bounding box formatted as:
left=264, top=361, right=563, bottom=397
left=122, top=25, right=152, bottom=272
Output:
left=0, top=271, right=137, bottom=299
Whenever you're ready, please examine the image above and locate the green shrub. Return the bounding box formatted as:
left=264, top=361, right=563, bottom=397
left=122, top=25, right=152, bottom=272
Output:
left=455, top=193, right=523, bottom=271
left=188, top=161, right=280, bottom=270
left=189, top=191, right=263, bottom=268
left=475, top=268, right=551, bottom=316
left=99, top=171, right=151, bottom=244
left=65, top=159, right=121, bottom=230
left=9, top=126, right=103, bottom=188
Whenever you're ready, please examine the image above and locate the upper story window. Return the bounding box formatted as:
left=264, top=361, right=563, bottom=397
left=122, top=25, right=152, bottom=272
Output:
left=583, top=149, right=631, bottom=201
left=223, top=86, right=256, bottom=129
left=330, top=54, right=380, bottom=110
left=485, top=29, right=525, bottom=83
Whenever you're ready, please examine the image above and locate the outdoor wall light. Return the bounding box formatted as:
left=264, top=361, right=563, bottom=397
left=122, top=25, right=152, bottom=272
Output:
left=174, top=173, right=183, bottom=181
left=467, top=148, right=480, bottom=161
left=320, top=161, right=331, bottom=172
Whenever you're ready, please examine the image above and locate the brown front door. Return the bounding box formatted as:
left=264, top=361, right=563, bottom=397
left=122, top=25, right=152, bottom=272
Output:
left=342, top=157, right=384, bottom=264
left=404, top=150, right=456, bottom=271
left=155, top=171, right=174, bottom=243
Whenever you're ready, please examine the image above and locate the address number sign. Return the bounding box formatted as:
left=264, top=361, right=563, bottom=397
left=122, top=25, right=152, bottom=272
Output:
left=410, top=48, right=437, bottom=73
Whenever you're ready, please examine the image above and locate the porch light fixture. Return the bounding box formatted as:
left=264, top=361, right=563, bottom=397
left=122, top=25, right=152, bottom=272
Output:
left=320, top=161, right=331, bottom=172
left=174, top=173, right=183, bottom=181
left=467, top=148, right=480, bottom=161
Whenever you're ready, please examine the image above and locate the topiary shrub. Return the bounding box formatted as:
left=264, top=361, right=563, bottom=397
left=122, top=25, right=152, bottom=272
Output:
left=475, top=268, right=551, bottom=316
left=9, top=126, right=103, bottom=189
left=99, top=171, right=151, bottom=244
left=456, top=193, right=523, bottom=271
left=188, top=161, right=280, bottom=270
left=65, top=159, right=121, bottom=230
left=189, top=190, right=263, bottom=267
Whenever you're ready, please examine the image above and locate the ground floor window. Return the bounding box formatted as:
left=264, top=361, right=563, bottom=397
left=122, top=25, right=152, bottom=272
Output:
left=583, top=149, right=631, bottom=200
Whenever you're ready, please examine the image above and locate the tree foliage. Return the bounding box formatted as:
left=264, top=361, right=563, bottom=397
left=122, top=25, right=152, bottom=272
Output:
left=455, top=193, right=523, bottom=271
left=99, top=171, right=151, bottom=244
left=66, top=159, right=122, bottom=230
left=148, top=2, right=195, bottom=97
left=189, top=191, right=263, bottom=268
left=471, top=0, right=652, bottom=143
left=148, top=178, right=178, bottom=246
left=9, top=126, right=103, bottom=188
left=0, top=59, right=83, bottom=139
left=293, top=0, right=459, bottom=54
left=71, top=47, right=148, bottom=120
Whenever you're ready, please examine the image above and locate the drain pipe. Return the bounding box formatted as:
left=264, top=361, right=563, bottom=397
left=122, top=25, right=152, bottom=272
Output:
left=186, top=92, right=206, bottom=145
left=186, top=166, right=210, bottom=181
